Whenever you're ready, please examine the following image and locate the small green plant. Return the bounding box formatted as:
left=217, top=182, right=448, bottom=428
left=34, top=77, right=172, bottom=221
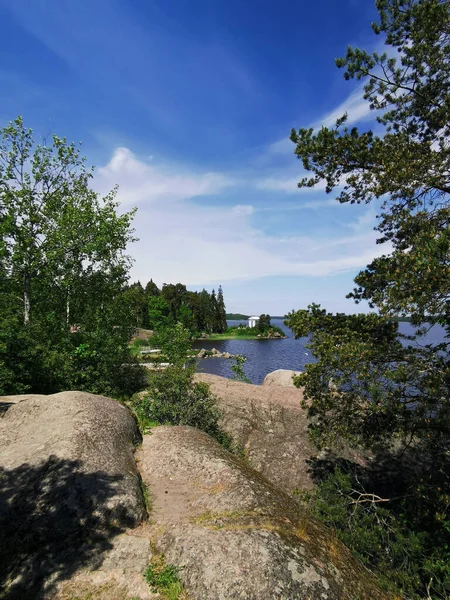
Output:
left=140, top=478, right=152, bottom=514
left=131, top=323, right=232, bottom=450
left=231, top=354, right=251, bottom=383
left=144, top=556, right=185, bottom=600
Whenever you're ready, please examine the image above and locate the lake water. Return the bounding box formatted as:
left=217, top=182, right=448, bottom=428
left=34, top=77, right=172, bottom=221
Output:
left=193, top=319, right=448, bottom=385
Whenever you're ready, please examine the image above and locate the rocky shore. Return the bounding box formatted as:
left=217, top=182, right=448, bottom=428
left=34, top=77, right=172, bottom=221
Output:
left=196, top=347, right=234, bottom=358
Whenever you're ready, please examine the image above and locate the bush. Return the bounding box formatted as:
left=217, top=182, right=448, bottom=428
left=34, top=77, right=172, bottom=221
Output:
left=299, top=465, right=450, bottom=599
left=0, top=313, right=147, bottom=398
left=132, top=366, right=232, bottom=448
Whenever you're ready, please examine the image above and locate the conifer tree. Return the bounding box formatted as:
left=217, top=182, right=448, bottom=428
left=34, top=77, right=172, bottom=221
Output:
left=145, top=279, right=160, bottom=297
left=210, top=289, right=220, bottom=333
left=286, top=4, right=450, bottom=595
left=216, top=285, right=227, bottom=333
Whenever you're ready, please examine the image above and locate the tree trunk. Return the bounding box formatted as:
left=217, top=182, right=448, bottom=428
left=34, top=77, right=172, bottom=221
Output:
left=24, top=274, right=31, bottom=325
left=66, top=286, right=70, bottom=329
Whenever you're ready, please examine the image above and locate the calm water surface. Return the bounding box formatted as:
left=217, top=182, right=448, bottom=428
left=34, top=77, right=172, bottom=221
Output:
left=193, top=319, right=447, bottom=385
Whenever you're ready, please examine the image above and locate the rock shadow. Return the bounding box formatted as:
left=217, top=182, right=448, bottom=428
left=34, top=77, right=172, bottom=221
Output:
left=0, top=456, right=135, bottom=599
left=0, top=402, right=15, bottom=416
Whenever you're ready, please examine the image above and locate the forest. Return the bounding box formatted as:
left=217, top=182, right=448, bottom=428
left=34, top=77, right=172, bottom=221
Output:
left=123, top=281, right=227, bottom=335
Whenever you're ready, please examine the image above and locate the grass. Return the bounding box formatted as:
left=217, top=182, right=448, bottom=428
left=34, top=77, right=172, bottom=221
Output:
left=140, top=479, right=152, bottom=515
left=205, top=333, right=263, bottom=340
left=144, top=556, right=187, bottom=600
left=200, top=325, right=286, bottom=341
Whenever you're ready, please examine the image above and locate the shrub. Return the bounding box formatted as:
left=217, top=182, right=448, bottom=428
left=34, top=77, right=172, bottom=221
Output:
left=231, top=354, right=250, bottom=383
left=132, top=366, right=232, bottom=448
left=299, top=465, right=450, bottom=599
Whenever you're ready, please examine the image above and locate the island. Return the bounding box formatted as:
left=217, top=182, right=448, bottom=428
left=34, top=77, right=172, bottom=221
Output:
left=198, top=324, right=287, bottom=340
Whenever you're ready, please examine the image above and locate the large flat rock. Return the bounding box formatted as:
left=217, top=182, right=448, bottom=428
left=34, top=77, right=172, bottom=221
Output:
left=138, top=425, right=389, bottom=600
left=0, top=391, right=149, bottom=599
left=196, top=374, right=365, bottom=494
left=195, top=374, right=316, bottom=492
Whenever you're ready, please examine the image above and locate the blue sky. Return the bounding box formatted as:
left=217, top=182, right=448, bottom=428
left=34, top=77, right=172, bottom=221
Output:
left=0, top=0, right=388, bottom=314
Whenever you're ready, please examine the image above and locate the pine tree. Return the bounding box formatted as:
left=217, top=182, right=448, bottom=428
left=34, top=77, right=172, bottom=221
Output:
left=210, top=289, right=220, bottom=333
left=145, top=279, right=160, bottom=297
left=216, top=285, right=227, bottom=333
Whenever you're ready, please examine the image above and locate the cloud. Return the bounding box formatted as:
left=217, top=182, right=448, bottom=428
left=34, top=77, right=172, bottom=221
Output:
left=257, top=177, right=328, bottom=194
left=232, top=205, right=254, bottom=216
left=95, top=147, right=233, bottom=205
left=268, top=84, right=372, bottom=156
left=258, top=198, right=339, bottom=211
left=318, top=84, right=371, bottom=129
left=94, top=147, right=387, bottom=287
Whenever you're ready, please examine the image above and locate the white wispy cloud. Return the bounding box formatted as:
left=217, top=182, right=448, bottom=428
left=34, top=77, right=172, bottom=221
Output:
left=267, top=84, right=372, bottom=156
left=95, top=147, right=233, bottom=205
left=258, top=198, right=339, bottom=211
left=94, top=147, right=386, bottom=286
left=257, top=176, right=328, bottom=193
left=232, top=204, right=254, bottom=216
left=317, top=84, right=371, bottom=129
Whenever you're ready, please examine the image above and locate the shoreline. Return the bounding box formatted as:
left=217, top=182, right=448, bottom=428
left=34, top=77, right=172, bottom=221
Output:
left=194, top=334, right=287, bottom=341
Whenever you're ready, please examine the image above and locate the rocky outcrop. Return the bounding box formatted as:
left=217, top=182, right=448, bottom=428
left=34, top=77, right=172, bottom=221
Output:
left=195, top=373, right=315, bottom=492
left=0, top=391, right=150, bottom=599
left=195, top=374, right=365, bottom=494
left=263, top=368, right=302, bottom=387
left=0, top=390, right=386, bottom=600
left=197, top=348, right=235, bottom=358
left=138, top=426, right=388, bottom=600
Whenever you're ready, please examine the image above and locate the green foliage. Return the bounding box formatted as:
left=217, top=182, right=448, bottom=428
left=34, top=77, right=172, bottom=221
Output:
left=256, top=314, right=271, bottom=333
left=132, top=324, right=232, bottom=448
left=216, top=285, right=228, bottom=333
left=286, top=0, right=450, bottom=453
left=145, top=279, right=160, bottom=297
left=133, top=366, right=231, bottom=447
left=226, top=326, right=256, bottom=337
left=222, top=324, right=285, bottom=338
left=144, top=556, right=184, bottom=600
left=147, top=295, right=172, bottom=330
left=285, top=304, right=405, bottom=449
left=300, top=464, right=450, bottom=599
left=140, top=480, right=152, bottom=515
left=122, top=281, right=228, bottom=335
left=0, top=117, right=143, bottom=397
left=151, top=322, right=193, bottom=367
left=231, top=355, right=251, bottom=383
left=287, top=2, right=450, bottom=597
left=161, top=283, right=188, bottom=322
left=290, top=0, right=450, bottom=332
left=121, top=281, right=147, bottom=327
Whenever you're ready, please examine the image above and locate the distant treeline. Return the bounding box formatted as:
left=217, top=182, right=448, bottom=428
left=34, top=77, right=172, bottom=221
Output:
left=123, top=280, right=227, bottom=334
